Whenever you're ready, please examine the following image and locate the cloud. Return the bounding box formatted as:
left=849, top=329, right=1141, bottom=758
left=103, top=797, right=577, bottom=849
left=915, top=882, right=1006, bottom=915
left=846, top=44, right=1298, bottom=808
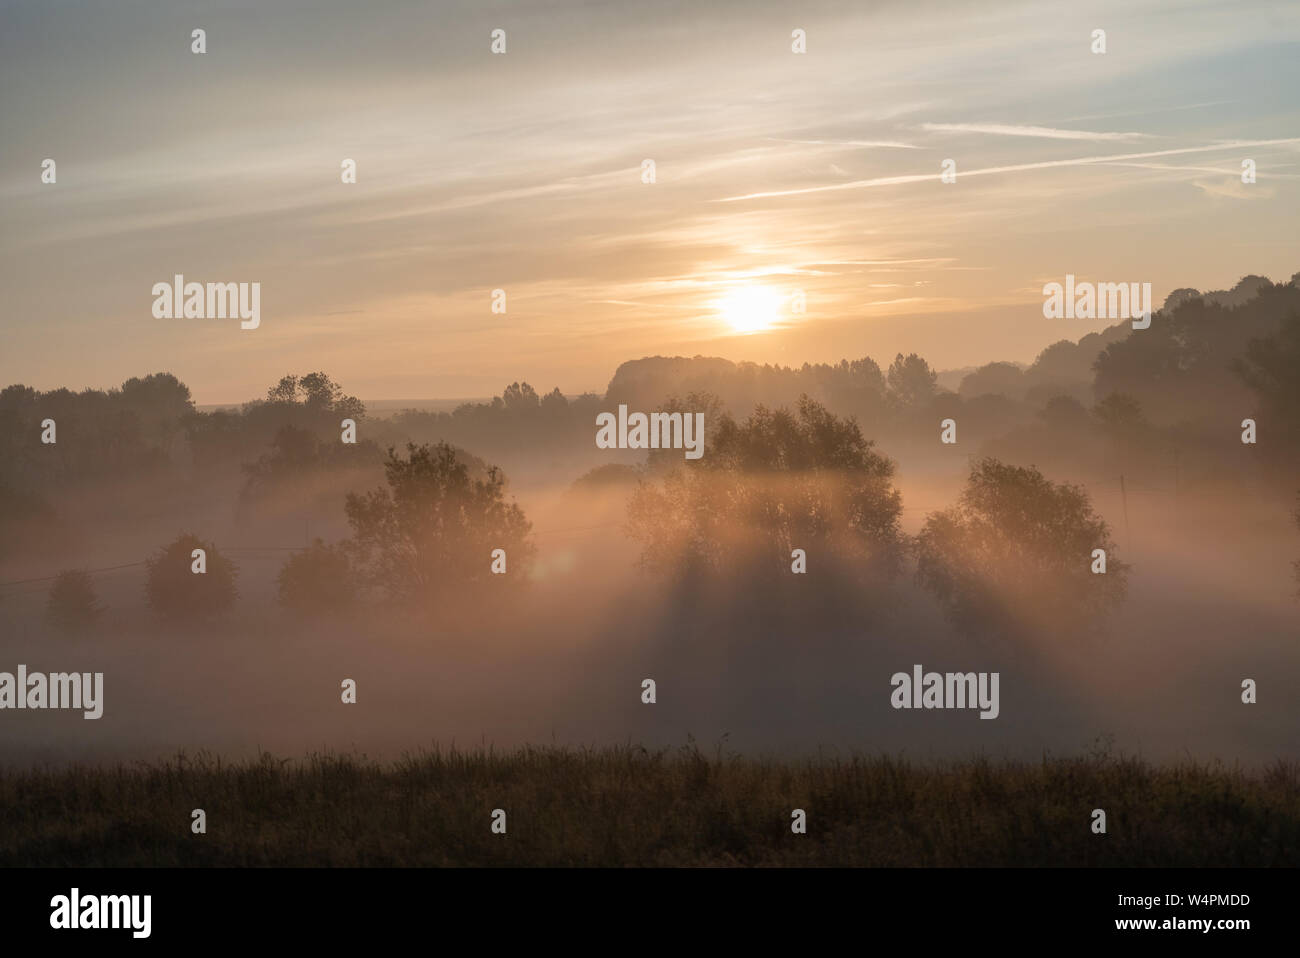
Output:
left=593, top=300, right=702, bottom=310
left=719, top=138, right=1300, bottom=201
left=768, top=138, right=922, bottom=150
left=1064, top=100, right=1236, bottom=123
left=1192, top=179, right=1274, bottom=200
left=919, top=123, right=1148, bottom=141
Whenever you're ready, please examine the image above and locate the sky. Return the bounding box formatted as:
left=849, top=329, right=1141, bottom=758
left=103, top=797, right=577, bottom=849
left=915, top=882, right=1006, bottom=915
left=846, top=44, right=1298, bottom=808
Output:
left=1, top=0, right=1298, bottom=404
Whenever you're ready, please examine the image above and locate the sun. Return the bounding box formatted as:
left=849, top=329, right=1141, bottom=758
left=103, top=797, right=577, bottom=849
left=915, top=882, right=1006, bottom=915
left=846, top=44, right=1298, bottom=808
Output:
left=717, top=285, right=782, bottom=334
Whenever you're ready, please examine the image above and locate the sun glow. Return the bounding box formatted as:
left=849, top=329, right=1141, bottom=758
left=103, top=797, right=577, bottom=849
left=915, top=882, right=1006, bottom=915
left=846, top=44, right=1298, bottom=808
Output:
left=717, top=285, right=782, bottom=334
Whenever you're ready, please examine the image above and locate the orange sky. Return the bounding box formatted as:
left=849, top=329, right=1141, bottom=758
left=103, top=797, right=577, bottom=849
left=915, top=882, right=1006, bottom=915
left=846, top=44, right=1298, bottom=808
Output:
left=2, top=0, right=1298, bottom=403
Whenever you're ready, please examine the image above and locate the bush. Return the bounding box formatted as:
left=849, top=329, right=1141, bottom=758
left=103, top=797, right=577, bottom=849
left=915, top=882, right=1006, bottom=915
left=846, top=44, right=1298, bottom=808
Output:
left=45, top=569, right=103, bottom=633
left=277, top=539, right=355, bottom=615
left=144, top=533, right=238, bottom=621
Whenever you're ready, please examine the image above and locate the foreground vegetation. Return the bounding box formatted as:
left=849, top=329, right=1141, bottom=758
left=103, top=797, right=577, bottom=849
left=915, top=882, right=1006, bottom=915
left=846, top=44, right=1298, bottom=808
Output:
left=1, top=745, right=1296, bottom=866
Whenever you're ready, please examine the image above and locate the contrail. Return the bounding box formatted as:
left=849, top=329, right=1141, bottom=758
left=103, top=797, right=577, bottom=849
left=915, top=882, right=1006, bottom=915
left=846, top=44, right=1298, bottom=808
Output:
left=719, top=138, right=1300, bottom=202
left=919, top=122, right=1147, bottom=141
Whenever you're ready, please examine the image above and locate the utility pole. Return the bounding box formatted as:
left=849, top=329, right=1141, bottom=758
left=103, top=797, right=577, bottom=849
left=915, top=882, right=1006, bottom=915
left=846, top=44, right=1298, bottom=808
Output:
left=1119, top=474, right=1131, bottom=549
left=1173, top=447, right=1181, bottom=529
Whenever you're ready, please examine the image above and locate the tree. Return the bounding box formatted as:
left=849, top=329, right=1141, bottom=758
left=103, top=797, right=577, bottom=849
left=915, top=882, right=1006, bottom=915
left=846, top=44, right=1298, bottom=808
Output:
left=344, top=443, right=534, bottom=604
left=627, top=395, right=903, bottom=579
left=239, top=425, right=382, bottom=510
left=1163, top=288, right=1200, bottom=311
left=1093, top=278, right=1299, bottom=425
left=1039, top=395, right=1090, bottom=431
left=117, top=372, right=194, bottom=449
left=916, top=458, right=1128, bottom=644
left=265, top=372, right=365, bottom=421
left=46, top=570, right=104, bottom=633
left=1092, top=392, right=1148, bottom=441
left=643, top=391, right=726, bottom=473
left=959, top=362, right=1025, bottom=399
left=144, top=533, right=238, bottom=621
left=540, top=387, right=569, bottom=417
left=886, top=353, right=937, bottom=410
left=1236, top=311, right=1300, bottom=467
left=277, top=540, right=356, bottom=615
left=0, top=481, right=59, bottom=561
left=501, top=382, right=540, bottom=412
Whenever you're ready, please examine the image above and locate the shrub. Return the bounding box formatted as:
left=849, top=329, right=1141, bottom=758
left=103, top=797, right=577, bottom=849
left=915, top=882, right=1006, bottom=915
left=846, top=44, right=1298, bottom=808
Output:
left=45, top=569, right=103, bottom=633
left=144, top=533, right=238, bottom=621
left=277, top=539, right=355, bottom=615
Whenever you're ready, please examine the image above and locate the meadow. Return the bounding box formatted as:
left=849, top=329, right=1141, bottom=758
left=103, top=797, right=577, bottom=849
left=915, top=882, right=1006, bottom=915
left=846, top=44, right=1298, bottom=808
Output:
left=2, top=744, right=1296, bottom=867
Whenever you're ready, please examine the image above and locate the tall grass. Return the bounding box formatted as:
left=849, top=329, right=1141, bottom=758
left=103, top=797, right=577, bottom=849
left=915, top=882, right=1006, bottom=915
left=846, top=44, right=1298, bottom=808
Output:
left=1, top=744, right=1295, bottom=866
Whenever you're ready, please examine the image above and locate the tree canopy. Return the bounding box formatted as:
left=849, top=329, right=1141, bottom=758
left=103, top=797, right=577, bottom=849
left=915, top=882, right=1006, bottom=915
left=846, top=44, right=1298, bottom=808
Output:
left=628, top=395, right=903, bottom=579
left=344, top=442, right=534, bottom=605
left=916, top=458, right=1128, bottom=644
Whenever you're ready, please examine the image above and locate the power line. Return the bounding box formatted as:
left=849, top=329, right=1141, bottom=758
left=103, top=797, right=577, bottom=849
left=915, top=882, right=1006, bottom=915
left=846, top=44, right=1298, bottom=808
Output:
left=0, top=561, right=145, bottom=587
left=0, top=525, right=626, bottom=590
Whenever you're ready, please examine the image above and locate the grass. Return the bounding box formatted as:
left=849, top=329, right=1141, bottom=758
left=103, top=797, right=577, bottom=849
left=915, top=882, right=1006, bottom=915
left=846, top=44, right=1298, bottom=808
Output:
left=1, top=744, right=1296, bottom=866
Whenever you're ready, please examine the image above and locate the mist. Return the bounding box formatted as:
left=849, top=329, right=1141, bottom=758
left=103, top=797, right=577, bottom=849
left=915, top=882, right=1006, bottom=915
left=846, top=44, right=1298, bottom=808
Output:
left=3, top=358, right=1297, bottom=769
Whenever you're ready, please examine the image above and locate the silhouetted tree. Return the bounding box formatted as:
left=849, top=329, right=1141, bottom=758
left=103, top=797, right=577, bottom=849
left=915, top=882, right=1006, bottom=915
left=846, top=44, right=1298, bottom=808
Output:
left=886, top=353, right=937, bottom=410
left=144, top=533, right=238, bottom=621
left=238, top=424, right=384, bottom=511
left=1040, top=395, right=1090, bottom=431
left=1236, top=311, right=1300, bottom=467
left=0, top=481, right=60, bottom=561
left=1092, top=392, right=1149, bottom=442
left=1094, top=278, right=1299, bottom=424
left=628, top=396, right=903, bottom=579
left=266, top=372, right=362, bottom=417
left=261, top=371, right=365, bottom=423
left=643, top=391, right=726, bottom=473
left=501, top=381, right=540, bottom=412
left=276, top=539, right=356, bottom=615
left=916, top=458, right=1128, bottom=644
left=540, top=387, right=569, bottom=417
left=117, top=372, right=193, bottom=451
left=344, top=443, right=534, bottom=604
left=46, top=569, right=103, bottom=633
left=959, top=362, right=1025, bottom=399
left=1163, top=288, right=1201, bottom=311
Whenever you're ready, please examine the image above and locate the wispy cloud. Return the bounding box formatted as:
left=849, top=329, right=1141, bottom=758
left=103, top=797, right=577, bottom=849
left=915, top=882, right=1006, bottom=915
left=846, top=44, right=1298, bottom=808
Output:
left=800, top=258, right=956, bottom=267
left=919, top=122, right=1148, bottom=141
left=768, top=137, right=922, bottom=150
left=1064, top=100, right=1236, bottom=123
left=1103, top=162, right=1241, bottom=175
left=720, top=138, right=1300, bottom=201
left=592, top=300, right=702, bottom=310
left=1192, top=179, right=1274, bottom=200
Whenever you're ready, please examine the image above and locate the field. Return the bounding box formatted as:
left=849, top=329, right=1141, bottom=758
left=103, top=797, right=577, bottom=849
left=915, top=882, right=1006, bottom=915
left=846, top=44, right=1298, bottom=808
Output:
left=2, top=744, right=1296, bottom=867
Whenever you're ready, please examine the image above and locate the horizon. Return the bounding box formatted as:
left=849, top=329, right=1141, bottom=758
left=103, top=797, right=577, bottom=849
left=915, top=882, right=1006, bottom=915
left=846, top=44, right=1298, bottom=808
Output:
left=41, top=267, right=1295, bottom=407
left=4, top=0, right=1298, bottom=405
